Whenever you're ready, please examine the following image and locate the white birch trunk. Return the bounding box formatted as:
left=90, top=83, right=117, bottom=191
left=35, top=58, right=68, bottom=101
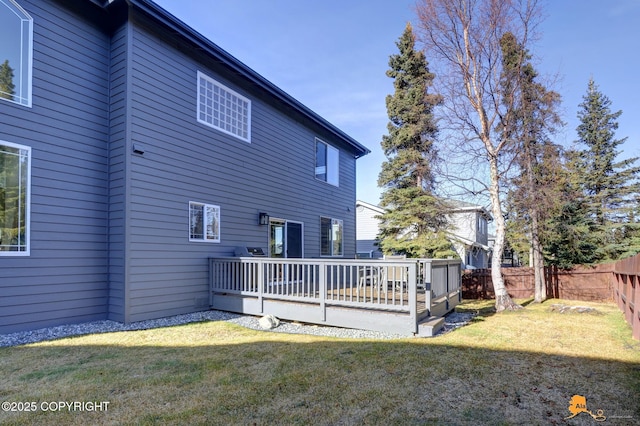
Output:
left=488, top=154, right=520, bottom=311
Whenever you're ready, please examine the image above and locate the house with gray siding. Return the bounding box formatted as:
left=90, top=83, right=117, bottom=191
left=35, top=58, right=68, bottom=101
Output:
left=0, top=0, right=368, bottom=334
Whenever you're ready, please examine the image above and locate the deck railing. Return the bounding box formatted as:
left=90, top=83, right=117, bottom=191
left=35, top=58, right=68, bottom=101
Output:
left=209, top=257, right=461, bottom=335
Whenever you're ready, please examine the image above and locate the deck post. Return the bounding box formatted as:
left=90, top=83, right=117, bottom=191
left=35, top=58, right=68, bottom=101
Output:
left=457, top=263, right=462, bottom=303
left=409, top=261, right=418, bottom=333
left=424, top=261, right=432, bottom=316
left=319, top=261, right=326, bottom=322
left=257, top=259, right=264, bottom=314
left=445, top=262, right=450, bottom=311
left=208, top=258, right=214, bottom=307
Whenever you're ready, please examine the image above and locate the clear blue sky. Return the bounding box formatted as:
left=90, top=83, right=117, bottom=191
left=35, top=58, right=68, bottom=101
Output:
left=154, top=0, right=640, bottom=206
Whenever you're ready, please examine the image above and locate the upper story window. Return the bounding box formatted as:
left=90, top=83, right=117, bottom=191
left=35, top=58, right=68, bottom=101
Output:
left=189, top=201, right=220, bottom=243
left=0, top=0, right=33, bottom=107
left=0, top=141, right=31, bottom=255
left=197, top=71, right=251, bottom=142
left=320, top=217, right=343, bottom=256
left=477, top=215, right=487, bottom=236
left=315, top=138, right=339, bottom=186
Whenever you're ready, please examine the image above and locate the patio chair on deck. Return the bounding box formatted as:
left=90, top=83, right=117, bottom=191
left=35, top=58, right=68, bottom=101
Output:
left=358, top=265, right=384, bottom=291
left=383, top=255, right=408, bottom=294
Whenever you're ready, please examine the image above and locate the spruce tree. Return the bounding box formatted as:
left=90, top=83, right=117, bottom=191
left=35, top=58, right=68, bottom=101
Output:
left=499, top=32, right=562, bottom=301
left=572, top=79, right=640, bottom=261
left=377, top=23, right=454, bottom=258
left=542, top=148, right=600, bottom=268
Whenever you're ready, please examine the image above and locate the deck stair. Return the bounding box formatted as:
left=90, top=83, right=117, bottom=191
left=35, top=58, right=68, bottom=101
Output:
left=417, top=316, right=445, bottom=337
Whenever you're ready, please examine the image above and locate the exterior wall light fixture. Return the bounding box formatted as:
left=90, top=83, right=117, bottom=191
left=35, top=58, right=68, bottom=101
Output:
left=259, top=212, right=269, bottom=225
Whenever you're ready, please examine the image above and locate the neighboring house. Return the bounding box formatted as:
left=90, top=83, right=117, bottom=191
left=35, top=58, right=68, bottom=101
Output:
left=355, top=199, right=492, bottom=268
left=447, top=200, right=492, bottom=269
left=0, top=0, right=369, bottom=334
left=355, top=200, right=384, bottom=258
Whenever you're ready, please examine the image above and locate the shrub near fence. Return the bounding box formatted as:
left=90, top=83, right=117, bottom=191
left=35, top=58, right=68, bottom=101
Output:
left=462, top=264, right=614, bottom=301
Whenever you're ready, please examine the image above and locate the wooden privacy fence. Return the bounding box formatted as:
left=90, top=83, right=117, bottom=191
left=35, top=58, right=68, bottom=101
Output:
left=612, top=254, right=640, bottom=341
left=462, top=264, right=614, bottom=301
left=209, top=257, right=462, bottom=336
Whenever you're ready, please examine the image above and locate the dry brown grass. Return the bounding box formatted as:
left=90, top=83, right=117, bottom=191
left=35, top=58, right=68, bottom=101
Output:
left=1, top=299, right=639, bottom=425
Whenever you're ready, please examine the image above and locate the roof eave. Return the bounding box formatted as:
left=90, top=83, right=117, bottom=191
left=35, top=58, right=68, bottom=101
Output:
left=114, top=0, right=370, bottom=158
left=356, top=200, right=385, bottom=214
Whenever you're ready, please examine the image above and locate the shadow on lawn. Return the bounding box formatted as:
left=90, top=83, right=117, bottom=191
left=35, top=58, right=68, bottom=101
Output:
left=1, top=322, right=639, bottom=426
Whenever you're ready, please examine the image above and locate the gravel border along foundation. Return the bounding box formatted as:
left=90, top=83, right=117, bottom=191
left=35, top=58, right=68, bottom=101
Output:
left=0, top=310, right=476, bottom=347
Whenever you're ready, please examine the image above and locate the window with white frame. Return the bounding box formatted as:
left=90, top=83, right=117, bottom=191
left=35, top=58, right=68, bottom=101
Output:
left=189, top=202, right=220, bottom=242
left=320, top=217, right=343, bottom=256
left=0, top=0, right=33, bottom=107
left=0, top=141, right=30, bottom=255
left=197, top=71, right=251, bottom=142
left=315, top=138, right=339, bottom=186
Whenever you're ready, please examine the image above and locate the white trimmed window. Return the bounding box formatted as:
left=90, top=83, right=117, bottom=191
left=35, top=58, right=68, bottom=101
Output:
left=315, top=138, right=339, bottom=186
left=320, top=217, right=343, bottom=256
left=189, top=202, right=220, bottom=243
left=0, top=141, right=31, bottom=255
left=0, top=0, right=33, bottom=107
left=197, top=71, right=251, bottom=142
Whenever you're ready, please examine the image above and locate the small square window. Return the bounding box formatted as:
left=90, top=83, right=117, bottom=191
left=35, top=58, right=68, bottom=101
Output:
left=189, top=202, right=220, bottom=243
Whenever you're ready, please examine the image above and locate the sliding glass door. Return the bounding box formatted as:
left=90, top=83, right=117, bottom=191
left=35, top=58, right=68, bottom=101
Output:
left=269, top=219, right=303, bottom=258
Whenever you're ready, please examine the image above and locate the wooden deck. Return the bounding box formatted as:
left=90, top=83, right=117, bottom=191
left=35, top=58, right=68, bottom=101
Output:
left=209, top=257, right=461, bottom=336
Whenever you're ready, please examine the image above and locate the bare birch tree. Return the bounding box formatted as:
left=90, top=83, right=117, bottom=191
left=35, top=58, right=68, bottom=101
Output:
left=415, top=0, right=543, bottom=311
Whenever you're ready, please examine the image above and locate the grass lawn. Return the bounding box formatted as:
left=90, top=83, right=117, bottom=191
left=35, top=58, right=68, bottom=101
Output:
left=1, top=299, right=639, bottom=425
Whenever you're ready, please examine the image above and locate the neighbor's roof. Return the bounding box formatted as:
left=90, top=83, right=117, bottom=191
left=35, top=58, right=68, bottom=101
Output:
left=102, top=0, right=370, bottom=158
left=356, top=200, right=385, bottom=214
left=357, top=199, right=493, bottom=220
left=448, top=234, right=492, bottom=252
left=447, top=199, right=493, bottom=221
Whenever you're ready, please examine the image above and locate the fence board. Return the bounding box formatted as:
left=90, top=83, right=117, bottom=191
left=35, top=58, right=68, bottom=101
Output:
left=612, top=254, right=640, bottom=341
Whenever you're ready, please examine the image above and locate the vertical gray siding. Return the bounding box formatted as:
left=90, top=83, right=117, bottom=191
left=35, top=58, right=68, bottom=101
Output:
left=0, top=0, right=111, bottom=333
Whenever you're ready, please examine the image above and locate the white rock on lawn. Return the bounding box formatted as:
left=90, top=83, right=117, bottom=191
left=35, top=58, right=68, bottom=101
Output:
left=258, top=314, right=280, bottom=330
